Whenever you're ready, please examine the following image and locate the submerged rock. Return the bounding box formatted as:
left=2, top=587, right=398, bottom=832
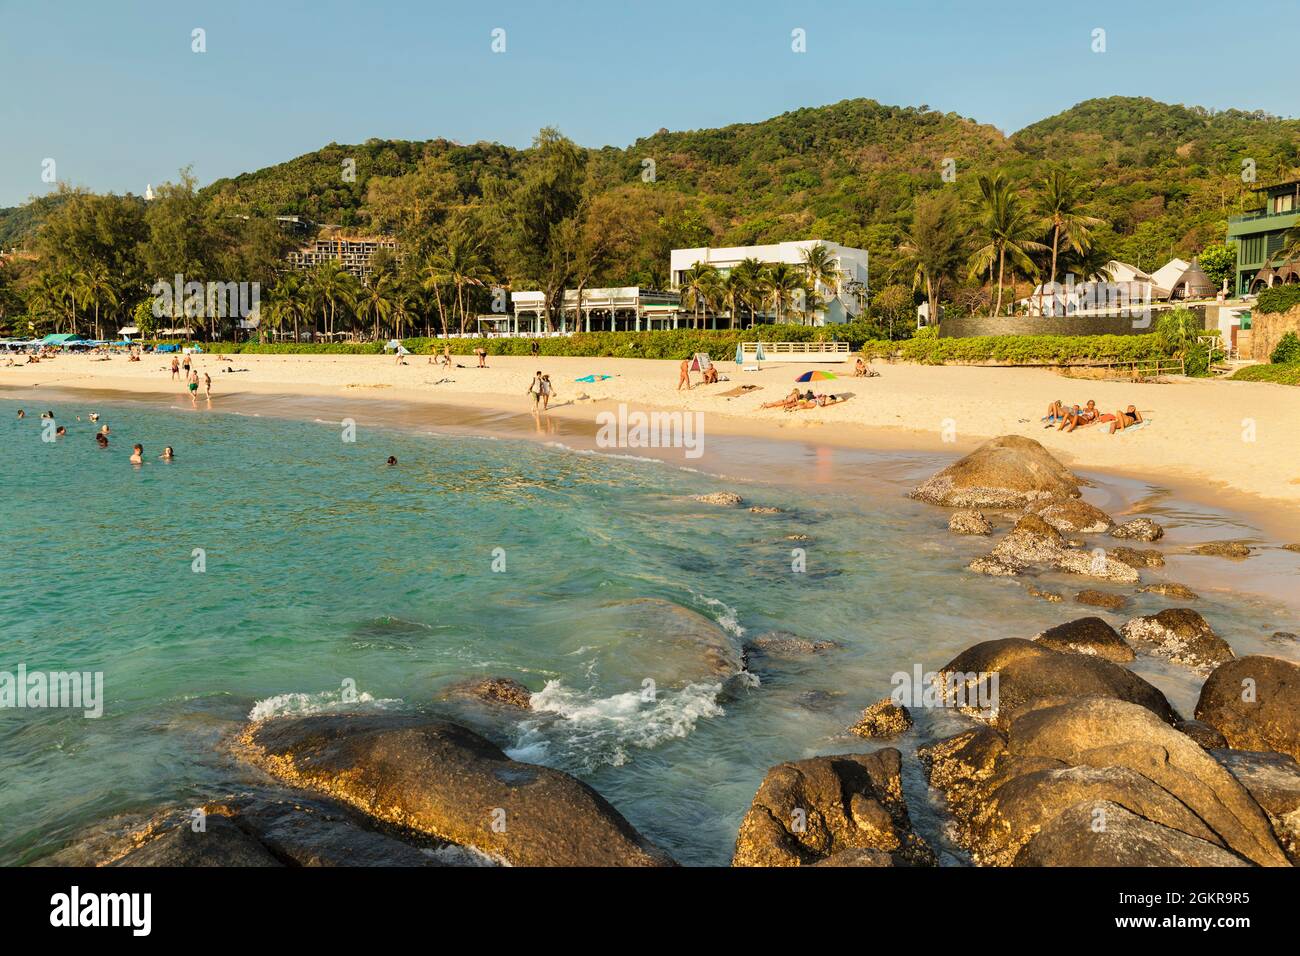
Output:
left=1191, top=540, right=1253, bottom=559
left=968, top=556, right=1020, bottom=577
left=948, top=509, right=992, bottom=535
left=239, top=714, right=676, bottom=867
left=1139, top=582, right=1200, bottom=600
left=743, top=631, right=838, bottom=659
left=1110, top=517, right=1164, bottom=542
left=693, top=492, right=743, bottom=507
left=1107, top=546, right=1165, bottom=568
left=1121, top=608, right=1234, bottom=671
left=1030, top=498, right=1113, bottom=534
left=1026, top=585, right=1063, bottom=603
left=748, top=505, right=782, bottom=515
left=1051, top=548, right=1140, bottom=584
left=1074, top=589, right=1130, bottom=612
left=937, top=638, right=1175, bottom=730
left=443, top=676, right=533, bottom=710
left=731, top=749, right=934, bottom=867
left=1034, top=616, right=1135, bottom=663
left=849, top=699, right=913, bottom=739
left=910, top=435, right=1082, bottom=509
left=1196, top=656, right=1300, bottom=762
left=592, top=597, right=743, bottom=687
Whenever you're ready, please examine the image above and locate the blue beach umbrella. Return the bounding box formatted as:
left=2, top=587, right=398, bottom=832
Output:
left=735, top=342, right=744, bottom=366
left=755, top=342, right=766, bottom=361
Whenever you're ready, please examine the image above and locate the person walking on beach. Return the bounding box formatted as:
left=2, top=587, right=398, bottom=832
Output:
left=182, top=354, right=191, bottom=378
left=541, top=374, right=555, bottom=410
left=475, top=345, right=488, bottom=368
left=187, top=369, right=200, bottom=405
left=170, top=356, right=180, bottom=380
left=530, top=339, right=540, bottom=358
left=527, top=371, right=544, bottom=410
left=678, top=358, right=692, bottom=391
left=203, top=371, right=212, bottom=400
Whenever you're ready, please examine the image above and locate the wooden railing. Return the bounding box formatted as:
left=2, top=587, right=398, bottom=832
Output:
left=740, top=341, right=851, bottom=362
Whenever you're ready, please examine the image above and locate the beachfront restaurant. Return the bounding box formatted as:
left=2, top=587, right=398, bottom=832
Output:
left=501, top=287, right=683, bottom=335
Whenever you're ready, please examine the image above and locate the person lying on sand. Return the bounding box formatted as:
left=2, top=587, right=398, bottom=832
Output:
left=1058, top=400, right=1098, bottom=432
left=1044, top=400, right=1069, bottom=425
left=762, top=388, right=803, bottom=410
left=223, top=366, right=250, bottom=372
left=1109, top=405, right=1143, bottom=434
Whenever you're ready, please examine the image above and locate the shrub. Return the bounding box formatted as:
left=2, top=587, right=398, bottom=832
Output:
left=1231, top=363, right=1300, bottom=386
left=1270, top=331, right=1300, bottom=364
left=1255, top=285, right=1300, bottom=315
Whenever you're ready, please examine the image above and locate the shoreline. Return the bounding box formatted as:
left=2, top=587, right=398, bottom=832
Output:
left=5, top=352, right=1300, bottom=543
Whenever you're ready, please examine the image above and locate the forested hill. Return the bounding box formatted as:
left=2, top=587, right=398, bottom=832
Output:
left=4, top=96, right=1297, bottom=279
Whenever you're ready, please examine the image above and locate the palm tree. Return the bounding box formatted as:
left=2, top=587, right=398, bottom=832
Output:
left=307, top=259, right=357, bottom=339
left=1280, top=224, right=1300, bottom=264
left=800, top=243, right=840, bottom=306
left=968, top=173, right=1047, bottom=317
left=356, top=272, right=398, bottom=341
left=1037, top=169, right=1103, bottom=313
left=422, top=229, right=494, bottom=335
left=29, top=272, right=65, bottom=333
left=732, top=258, right=765, bottom=326
left=760, top=262, right=803, bottom=324
left=899, top=192, right=967, bottom=329
left=81, top=264, right=119, bottom=340
left=679, top=262, right=719, bottom=329
left=720, top=271, right=749, bottom=330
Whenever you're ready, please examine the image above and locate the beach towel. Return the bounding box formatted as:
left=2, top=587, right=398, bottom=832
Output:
left=575, top=374, right=612, bottom=383
left=1113, top=418, right=1152, bottom=434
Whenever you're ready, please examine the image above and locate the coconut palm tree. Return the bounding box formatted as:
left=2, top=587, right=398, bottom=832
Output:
left=307, top=259, right=357, bottom=339
left=720, top=271, right=749, bottom=329
left=968, top=173, right=1047, bottom=316
left=356, top=272, right=398, bottom=341
left=760, top=262, right=803, bottom=324
left=899, top=191, right=967, bottom=330
left=423, top=229, right=495, bottom=335
left=731, top=258, right=765, bottom=326
left=800, top=243, right=840, bottom=302
left=80, top=264, right=119, bottom=340
left=1036, top=169, right=1104, bottom=313
left=679, top=262, right=719, bottom=329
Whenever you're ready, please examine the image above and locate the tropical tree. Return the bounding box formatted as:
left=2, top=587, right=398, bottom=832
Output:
left=356, top=272, right=398, bottom=341
left=306, top=259, right=357, bottom=339
left=761, top=262, right=804, bottom=324
left=1037, top=169, right=1103, bottom=293
left=898, top=191, right=966, bottom=329
left=731, top=258, right=765, bottom=326
left=423, top=225, right=494, bottom=335
left=679, top=262, right=719, bottom=329
left=270, top=273, right=309, bottom=343
left=719, top=270, right=749, bottom=329
left=968, top=173, right=1047, bottom=316
left=80, top=263, right=119, bottom=340
left=799, top=243, right=840, bottom=301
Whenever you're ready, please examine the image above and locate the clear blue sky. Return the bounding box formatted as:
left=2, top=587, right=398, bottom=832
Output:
left=2, top=0, right=1296, bottom=208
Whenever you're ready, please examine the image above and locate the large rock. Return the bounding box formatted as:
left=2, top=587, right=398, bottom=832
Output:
left=1013, top=801, right=1249, bottom=867
left=991, top=514, right=1065, bottom=565
left=937, top=638, right=1176, bottom=730
left=948, top=509, right=993, bottom=535
left=1110, top=518, right=1164, bottom=542
left=110, top=815, right=283, bottom=867
left=911, top=435, right=1082, bottom=509
left=849, top=699, right=913, bottom=739
left=1009, top=698, right=1289, bottom=866
left=239, top=714, right=675, bottom=867
left=1196, top=656, right=1300, bottom=762
left=731, top=749, right=934, bottom=867
left=1120, top=608, right=1235, bottom=671
left=1034, top=617, right=1135, bottom=663
left=1030, top=499, right=1113, bottom=534
left=1211, top=749, right=1300, bottom=864
left=1051, top=548, right=1140, bottom=584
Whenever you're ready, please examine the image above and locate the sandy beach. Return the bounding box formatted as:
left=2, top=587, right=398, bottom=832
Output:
left=4, top=349, right=1299, bottom=533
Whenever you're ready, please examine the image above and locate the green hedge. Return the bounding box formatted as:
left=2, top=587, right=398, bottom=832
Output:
left=1230, top=363, right=1300, bottom=385
left=1255, top=285, right=1300, bottom=315
left=199, top=329, right=1173, bottom=366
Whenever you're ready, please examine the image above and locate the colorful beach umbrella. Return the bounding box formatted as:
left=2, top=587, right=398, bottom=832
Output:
left=795, top=370, right=838, bottom=383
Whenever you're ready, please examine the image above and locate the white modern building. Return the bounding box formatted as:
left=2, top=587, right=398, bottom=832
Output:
left=502, top=287, right=682, bottom=334
left=669, top=240, right=869, bottom=325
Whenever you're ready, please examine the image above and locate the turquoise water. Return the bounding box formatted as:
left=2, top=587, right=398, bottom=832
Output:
left=1, top=395, right=1296, bottom=866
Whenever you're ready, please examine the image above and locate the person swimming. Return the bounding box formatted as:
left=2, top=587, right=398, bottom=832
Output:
left=161, top=446, right=175, bottom=460
left=15, top=409, right=24, bottom=419
left=129, top=443, right=143, bottom=464
left=386, top=456, right=397, bottom=466
left=95, top=433, right=109, bottom=447
left=55, top=425, right=67, bottom=437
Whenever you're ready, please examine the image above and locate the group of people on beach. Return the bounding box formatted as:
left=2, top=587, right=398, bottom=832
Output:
left=1045, top=399, right=1143, bottom=434
left=168, top=355, right=212, bottom=405
left=761, top=388, right=848, bottom=412
left=526, top=371, right=557, bottom=410
left=17, top=408, right=174, bottom=465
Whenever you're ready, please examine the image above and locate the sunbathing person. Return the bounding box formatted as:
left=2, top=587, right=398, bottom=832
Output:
left=1059, top=400, right=1098, bottom=432
left=1044, top=400, right=1068, bottom=425
left=702, top=365, right=719, bottom=385
left=1109, top=405, right=1143, bottom=434
left=762, top=388, right=803, bottom=410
